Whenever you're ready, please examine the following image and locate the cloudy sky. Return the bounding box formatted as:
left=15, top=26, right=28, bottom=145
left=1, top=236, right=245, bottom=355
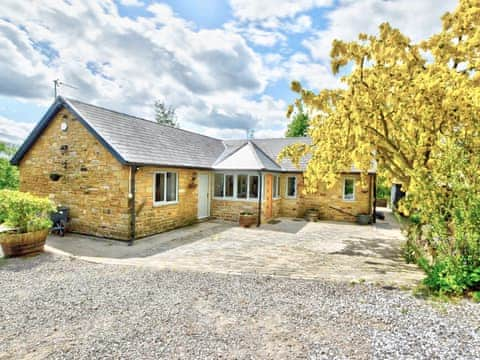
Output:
left=0, top=0, right=457, bottom=144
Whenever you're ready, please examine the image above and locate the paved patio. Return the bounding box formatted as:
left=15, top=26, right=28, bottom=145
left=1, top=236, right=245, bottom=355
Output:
left=46, top=209, right=423, bottom=287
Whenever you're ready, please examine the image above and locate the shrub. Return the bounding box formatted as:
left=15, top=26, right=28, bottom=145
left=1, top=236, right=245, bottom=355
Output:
left=418, top=256, right=480, bottom=296
left=0, top=190, right=56, bottom=233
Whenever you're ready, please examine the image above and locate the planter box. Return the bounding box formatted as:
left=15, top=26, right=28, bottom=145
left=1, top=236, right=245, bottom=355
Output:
left=356, top=214, right=371, bottom=225
left=305, top=209, right=319, bottom=222
left=0, top=229, right=49, bottom=258
left=376, top=199, right=388, bottom=207
left=239, top=214, right=256, bottom=228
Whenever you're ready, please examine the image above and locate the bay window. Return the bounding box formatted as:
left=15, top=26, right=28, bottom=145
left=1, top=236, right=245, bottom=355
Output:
left=214, top=173, right=259, bottom=200
left=273, top=175, right=280, bottom=198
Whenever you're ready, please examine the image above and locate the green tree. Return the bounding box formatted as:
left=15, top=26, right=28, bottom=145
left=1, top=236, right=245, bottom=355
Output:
left=154, top=101, right=178, bottom=127
left=285, top=101, right=308, bottom=137
left=0, top=142, right=19, bottom=190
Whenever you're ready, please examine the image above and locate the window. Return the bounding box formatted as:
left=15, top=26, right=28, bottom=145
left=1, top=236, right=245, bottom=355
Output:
left=214, top=173, right=259, bottom=200
left=225, top=175, right=234, bottom=197
left=154, top=172, right=178, bottom=204
left=343, top=178, right=355, bottom=201
left=286, top=176, right=297, bottom=198
left=249, top=175, right=259, bottom=199
left=237, top=175, right=248, bottom=199
left=273, top=175, right=280, bottom=198
left=214, top=174, right=224, bottom=197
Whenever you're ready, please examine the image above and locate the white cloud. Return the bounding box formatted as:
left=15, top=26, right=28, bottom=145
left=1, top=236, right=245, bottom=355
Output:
left=0, top=0, right=282, bottom=139
left=229, top=0, right=333, bottom=21
left=0, top=116, right=34, bottom=145
left=304, top=0, right=458, bottom=61
left=119, top=0, right=144, bottom=7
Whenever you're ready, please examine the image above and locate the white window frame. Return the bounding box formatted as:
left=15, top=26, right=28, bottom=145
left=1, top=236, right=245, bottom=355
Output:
left=285, top=176, right=297, bottom=198
left=343, top=177, right=356, bottom=201
left=153, top=171, right=179, bottom=206
left=213, top=172, right=259, bottom=201
left=273, top=174, right=281, bottom=199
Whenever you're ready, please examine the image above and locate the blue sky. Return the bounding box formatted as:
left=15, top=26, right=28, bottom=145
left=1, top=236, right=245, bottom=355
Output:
left=0, top=0, right=457, bottom=144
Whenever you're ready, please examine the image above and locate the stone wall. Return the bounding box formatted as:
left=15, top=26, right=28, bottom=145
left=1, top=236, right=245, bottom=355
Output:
left=278, top=173, right=374, bottom=221
left=211, top=199, right=259, bottom=222
left=18, top=108, right=131, bottom=239
left=134, top=167, right=199, bottom=238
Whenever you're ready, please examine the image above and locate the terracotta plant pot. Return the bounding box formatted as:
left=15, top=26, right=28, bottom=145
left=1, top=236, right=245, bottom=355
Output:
left=239, top=214, right=256, bottom=228
left=0, top=229, right=49, bottom=258
left=305, top=209, right=319, bottom=222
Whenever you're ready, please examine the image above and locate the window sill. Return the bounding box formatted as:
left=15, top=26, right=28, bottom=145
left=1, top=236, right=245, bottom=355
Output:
left=213, top=197, right=259, bottom=202
left=153, top=201, right=178, bottom=207
left=342, top=198, right=356, bottom=202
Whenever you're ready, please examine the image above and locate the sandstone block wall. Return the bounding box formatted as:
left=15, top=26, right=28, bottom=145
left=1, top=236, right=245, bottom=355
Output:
left=19, top=108, right=131, bottom=239
left=134, top=167, right=198, bottom=238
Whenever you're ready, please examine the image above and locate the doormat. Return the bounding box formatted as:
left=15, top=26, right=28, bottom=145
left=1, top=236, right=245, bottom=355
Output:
left=267, top=219, right=281, bottom=224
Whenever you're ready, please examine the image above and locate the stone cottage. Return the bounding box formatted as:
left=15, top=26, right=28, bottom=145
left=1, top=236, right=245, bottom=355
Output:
left=11, top=97, right=376, bottom=241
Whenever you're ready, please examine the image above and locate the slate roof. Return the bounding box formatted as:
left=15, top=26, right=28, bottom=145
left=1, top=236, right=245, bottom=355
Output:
left=213, top=141, right=282, bottom=171
left=12, top=97, right=372, bottom=173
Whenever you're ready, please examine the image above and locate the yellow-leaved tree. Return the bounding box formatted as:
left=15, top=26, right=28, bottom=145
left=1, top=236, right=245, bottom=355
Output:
left=279, top=0, right=480, bottom=295
left=280, top=0, right=480, bottom=200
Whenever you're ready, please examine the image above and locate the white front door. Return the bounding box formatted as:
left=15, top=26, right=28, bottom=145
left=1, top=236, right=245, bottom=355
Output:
left=197, top=173, right=209, bottom=219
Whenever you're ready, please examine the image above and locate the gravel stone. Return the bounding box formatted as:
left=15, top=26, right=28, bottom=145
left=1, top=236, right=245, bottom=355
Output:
left=0, top=254, right=479, bottom=359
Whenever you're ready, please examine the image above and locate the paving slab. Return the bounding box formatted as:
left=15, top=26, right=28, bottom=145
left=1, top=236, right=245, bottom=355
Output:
left=46, top=208, right=423, bottom=287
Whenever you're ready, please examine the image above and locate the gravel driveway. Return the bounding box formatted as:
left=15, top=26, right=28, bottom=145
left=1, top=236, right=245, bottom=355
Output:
left=1, top=254, right=479, bottom=359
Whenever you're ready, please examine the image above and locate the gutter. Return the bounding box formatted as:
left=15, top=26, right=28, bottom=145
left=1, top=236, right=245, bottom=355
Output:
left=128, top=165, right=137, bottom=246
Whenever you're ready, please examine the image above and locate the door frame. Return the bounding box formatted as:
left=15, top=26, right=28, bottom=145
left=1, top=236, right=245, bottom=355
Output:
left=197, top=172, right=211, bottom=219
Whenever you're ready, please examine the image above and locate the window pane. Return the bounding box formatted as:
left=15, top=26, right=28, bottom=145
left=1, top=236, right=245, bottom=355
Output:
left=155, top=173, right=165, bottom=202
left=214, top=174, right=224, bottom=197
left=249, top=175, right=259, bottom=198
left=344, top=179, right=355, bottom=200
left=287, top=177, right=296, bottom=197
left=166, top=172, right=177, bottom=202
left=225, top=175, right=234, bottom=197
left=237, top=175, right=248, bottom=199
left=273, top=176, right=279, bottom=198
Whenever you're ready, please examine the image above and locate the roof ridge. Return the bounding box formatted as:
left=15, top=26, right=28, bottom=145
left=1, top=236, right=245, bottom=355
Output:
left=63, top=97, right=222, bottom=143
left=247, top=141, right=264, bottom=169
left=249, top=141, right=281, bottom=168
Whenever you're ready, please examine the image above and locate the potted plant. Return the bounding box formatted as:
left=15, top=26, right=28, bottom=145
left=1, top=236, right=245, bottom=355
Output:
left=305, top=208, right=319, bottom=222
left=239, top=211, right=256, bottom=228
left=0, top=190, right=56, bottom=257
left=356, top=213, right=371, bottom=225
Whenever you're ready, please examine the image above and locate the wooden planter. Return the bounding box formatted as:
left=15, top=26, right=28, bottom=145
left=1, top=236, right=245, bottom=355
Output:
left=305, top=209, right=319, bottom=222
left=239, top=214, right=256, bottom=228
left=376, top=198, right=388, bottom=207
left=0, top=229, right=49, bottom=258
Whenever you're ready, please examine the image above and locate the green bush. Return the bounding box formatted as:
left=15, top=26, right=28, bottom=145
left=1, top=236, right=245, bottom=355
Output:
left=0, top=142, right=19, bottom=190
left=0, top=190, right=56, bottom=233
left=418, top=256, right=480, bottom=295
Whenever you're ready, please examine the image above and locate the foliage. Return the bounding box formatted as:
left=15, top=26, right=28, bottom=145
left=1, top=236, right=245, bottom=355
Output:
left=0, top=190, right=55, bottom=233
left=376, top=175, right=390, bottom=200
left=279, top=0, right=480, bottom=297
left=279, top=0, right=480, bottom=192
left=154, top=101, right=178, bottom=127
left=418, top=256, right=480, bottom=296
left=0, top=142, right=19, bottom=190
left=285, top=100, right=309, bottom=137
